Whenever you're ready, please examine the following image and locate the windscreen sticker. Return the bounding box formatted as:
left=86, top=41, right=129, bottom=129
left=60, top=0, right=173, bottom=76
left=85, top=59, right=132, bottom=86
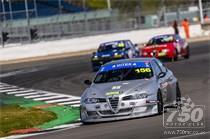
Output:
left=117, top=42, right=125, bottom=47
left=102, top=41, right=125, bottom=48
left=99, top=62, right=151, bottom=72
left=135, top=68, right=152, bottom=73
left=112, top=86, right=121, bottom=90
left=106, top=91, right=120, bottom=96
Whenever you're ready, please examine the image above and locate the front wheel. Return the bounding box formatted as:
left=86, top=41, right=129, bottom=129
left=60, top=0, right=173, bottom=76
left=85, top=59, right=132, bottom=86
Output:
left=157, top=91, right=164, bottom=114
left=171, top=49, right=178, bottom=62
left=176, top=83, right=182, bottom=109
left=184, top=46, right=190, bottom=59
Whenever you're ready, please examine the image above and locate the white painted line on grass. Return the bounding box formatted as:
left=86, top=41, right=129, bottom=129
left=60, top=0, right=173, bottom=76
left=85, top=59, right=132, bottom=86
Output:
left=1, top=123, right=82, bottom=139
left=58, top=101, right=80, bottom=105
left=71, top=104, right=80, bottom=107
left=46, top=98, right=80, bottom=103
left=33, top=95, right=67, bottom=101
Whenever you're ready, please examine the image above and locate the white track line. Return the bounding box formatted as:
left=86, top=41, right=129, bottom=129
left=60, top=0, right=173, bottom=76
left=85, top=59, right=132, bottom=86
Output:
left=3, top=89, right=27, bottom=93
left=15, top=92, right=39, bottom=97
left=46, top=98, right=80, bottom=103
left=33, top=95, right=67, bottom=101
left=0, top=86, right=19, bottom=90
left=7, top=90, right=36, bottom=94
left=2, top=123, right=82, bottom=139
left=0, top=85, right=16, bottom=89
left=71, top=104, right=80, bottom=107
left=24, top=94, right=55, bottom=99
left=58, top=101, right=81, bottom=105
left=0, top=88, right=26, bottom=93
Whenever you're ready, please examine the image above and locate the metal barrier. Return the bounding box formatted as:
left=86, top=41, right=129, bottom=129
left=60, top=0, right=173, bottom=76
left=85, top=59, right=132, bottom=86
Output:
left=1, top=4, right=210, bottom=47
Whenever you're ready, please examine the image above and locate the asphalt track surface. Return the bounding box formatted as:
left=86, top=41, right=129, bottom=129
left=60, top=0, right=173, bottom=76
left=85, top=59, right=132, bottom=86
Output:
left=1, top=40, right=210, bottom=139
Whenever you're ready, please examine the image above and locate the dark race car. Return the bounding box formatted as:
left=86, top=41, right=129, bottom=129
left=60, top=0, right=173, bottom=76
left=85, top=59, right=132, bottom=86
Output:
left=141, top=34, right=190, bottom=61
left=91, top=40, right=139, bottom=71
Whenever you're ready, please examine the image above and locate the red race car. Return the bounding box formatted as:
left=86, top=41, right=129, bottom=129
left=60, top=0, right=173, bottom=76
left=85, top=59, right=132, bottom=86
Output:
left=141, top=34, right=190, bottom=61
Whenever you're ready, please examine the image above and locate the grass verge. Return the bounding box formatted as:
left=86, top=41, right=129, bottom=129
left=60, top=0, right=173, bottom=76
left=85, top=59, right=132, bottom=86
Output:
left=0, top=105, right=57, bottom=137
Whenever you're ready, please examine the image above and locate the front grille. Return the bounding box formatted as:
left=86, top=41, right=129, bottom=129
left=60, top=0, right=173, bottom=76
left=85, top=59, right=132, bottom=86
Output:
left=118, top=108, right=132, bottom=113
left=99, top=108, right=132, bottom=115
left=108, top=97, right=119, bottom=111
left=99, top=110, right=114, bottom=115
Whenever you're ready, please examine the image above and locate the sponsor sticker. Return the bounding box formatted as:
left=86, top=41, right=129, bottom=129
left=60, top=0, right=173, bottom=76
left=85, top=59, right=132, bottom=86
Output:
left=106, top=91, right=120, bottom=96
left=112, top=86, right=121, bottom=90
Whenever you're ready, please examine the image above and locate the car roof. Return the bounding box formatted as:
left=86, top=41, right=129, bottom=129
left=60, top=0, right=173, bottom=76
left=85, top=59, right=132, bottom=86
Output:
left=100, top=40, right=130, bottom=45
left=152, top=34, right=175, bottom=39
left=104, top=58, right=155, bottom=66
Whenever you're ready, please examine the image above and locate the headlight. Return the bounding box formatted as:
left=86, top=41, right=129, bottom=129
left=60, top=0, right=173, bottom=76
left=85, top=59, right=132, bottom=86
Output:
left=92, top=55, right=98, bottom=60
left=114, top=53, right=122, bottom=58
left=162, top=49, right=169, bottom=53
left=134, top=93, right=148, bottom=99
left=123, top=92, right=148, bottom=100
left=84, top=98, right=99, bottom=104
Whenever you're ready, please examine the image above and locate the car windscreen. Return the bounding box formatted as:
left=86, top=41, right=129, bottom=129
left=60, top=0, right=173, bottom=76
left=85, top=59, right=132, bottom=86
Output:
left=147, top=35, right=174, bottom=46
left=94, top=67, right=153, bottom=84
left=98, top=41, right=126, bottom=52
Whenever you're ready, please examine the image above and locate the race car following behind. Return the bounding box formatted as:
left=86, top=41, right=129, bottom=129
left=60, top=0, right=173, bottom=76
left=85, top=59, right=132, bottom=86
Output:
left=141, top=34, right=190, bottom=61
left=80, top=58, right=181, bottom=123
left=91, top=40, right=139, bottom=71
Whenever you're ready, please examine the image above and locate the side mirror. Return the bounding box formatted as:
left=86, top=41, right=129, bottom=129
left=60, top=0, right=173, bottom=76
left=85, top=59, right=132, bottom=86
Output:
left=84, top=80, right=92, bottom=85
left=158, top=72, right=166, bottom=79
left=134, top=43, right=138, bottom=47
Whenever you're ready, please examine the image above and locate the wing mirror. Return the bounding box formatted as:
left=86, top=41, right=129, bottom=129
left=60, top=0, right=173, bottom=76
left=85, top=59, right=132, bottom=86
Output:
left=158, top=72, right=166, bottom=79
left=84, top=80, right=92, bottom=85
left=134, top=43, right=138, bottom=47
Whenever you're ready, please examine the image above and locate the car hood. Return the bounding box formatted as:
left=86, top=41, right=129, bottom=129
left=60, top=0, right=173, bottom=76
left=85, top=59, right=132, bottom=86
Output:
left=142, top=43, right=174, bottom=51
left=96, top=50, right=124, bottom=57
left=83, top=78, right=156, bottom=98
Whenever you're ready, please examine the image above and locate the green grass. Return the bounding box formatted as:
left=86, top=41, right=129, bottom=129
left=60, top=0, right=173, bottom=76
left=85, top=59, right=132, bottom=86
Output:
left=0, top=105, right=57, bottom=137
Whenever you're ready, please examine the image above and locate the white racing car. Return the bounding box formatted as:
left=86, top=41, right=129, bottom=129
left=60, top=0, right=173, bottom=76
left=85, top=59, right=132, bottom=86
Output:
left=80, top=58, right=181, bottom=123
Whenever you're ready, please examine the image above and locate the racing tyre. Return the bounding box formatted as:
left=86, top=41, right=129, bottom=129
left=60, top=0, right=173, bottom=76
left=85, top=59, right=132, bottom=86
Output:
left=157, top=90, right=164, bottom=114
left=171, top=49, right=178, bottom=62
left=184, top=46, right=190, bottom=59
left=176, top=83, right=182, bottom=109
left=80, top=109, right=89, bottom=125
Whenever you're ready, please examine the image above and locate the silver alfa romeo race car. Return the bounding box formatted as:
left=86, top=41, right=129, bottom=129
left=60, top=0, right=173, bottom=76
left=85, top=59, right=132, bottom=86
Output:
left=80, top=58, right=181, bottom=123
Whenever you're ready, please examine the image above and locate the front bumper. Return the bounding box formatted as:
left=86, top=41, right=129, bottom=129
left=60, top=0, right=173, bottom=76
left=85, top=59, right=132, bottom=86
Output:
left=80, top=99, right=158, bottom=123
left=141, top=50, right=174, bottom=59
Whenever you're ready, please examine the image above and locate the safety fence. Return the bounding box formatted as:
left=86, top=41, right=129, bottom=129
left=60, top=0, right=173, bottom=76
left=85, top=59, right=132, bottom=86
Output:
left=0, top=3, right=210, bottom=47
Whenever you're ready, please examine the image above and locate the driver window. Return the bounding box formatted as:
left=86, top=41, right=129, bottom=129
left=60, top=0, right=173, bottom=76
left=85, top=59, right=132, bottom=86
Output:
left=127, top=40, right=136, bottom=50
left=155, top=59, right=167, bottom=73
left=151, top=60, right=162, bottom=76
